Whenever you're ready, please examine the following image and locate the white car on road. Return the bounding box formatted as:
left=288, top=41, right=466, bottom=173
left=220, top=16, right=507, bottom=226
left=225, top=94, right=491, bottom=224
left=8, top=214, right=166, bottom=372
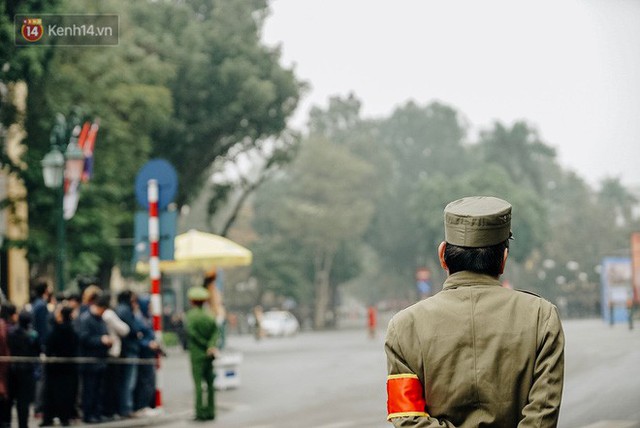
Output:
left=261, top=310, right=300, bottom=337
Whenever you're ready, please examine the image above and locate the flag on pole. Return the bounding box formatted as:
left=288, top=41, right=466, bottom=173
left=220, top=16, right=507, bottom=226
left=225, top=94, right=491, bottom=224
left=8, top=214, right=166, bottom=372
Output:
left=77, top=122, right=90, bottom=149
left=62, top=118, right=100, bottom=219
left=82, top=120, right=99, bottom=183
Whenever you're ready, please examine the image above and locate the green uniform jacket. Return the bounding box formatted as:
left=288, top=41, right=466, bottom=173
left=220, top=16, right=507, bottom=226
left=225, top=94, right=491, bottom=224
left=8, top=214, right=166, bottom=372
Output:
left=185, top=307, right=219, bottom=361
left=385, top=271, right=564, bottom=427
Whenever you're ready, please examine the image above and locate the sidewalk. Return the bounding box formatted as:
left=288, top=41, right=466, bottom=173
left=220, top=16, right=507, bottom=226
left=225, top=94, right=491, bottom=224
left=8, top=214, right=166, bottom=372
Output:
left=22, top=397, right=239, bottom=428
left=21, top=345, right=237, bottom=428
left=23, top=409, right=187, bottom=428
left=72, top=410, right=190, bottom=428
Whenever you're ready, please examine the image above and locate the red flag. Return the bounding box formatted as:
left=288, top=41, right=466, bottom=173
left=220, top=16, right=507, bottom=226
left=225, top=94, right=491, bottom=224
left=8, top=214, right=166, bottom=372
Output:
left=77, top=122, right=90, bottom=149
left=82, top=120, right=99, bottom=182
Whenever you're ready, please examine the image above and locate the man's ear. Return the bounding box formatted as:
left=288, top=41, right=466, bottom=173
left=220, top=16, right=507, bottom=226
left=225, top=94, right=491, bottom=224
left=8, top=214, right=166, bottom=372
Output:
left=438, top=241, right=448, bottom=272
left=499, top=247, right=509, bottom=275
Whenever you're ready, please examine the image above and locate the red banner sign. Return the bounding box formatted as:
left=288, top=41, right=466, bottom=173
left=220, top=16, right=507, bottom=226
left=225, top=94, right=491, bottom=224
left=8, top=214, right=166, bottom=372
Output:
left=631, top=232, right=640, bottom=304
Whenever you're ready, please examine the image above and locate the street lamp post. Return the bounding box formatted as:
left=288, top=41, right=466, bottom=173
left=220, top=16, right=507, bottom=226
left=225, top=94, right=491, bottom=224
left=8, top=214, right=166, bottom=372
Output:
left=41, top=114, right=85, bottom=292
left=41, top=147, right=65, bottom=292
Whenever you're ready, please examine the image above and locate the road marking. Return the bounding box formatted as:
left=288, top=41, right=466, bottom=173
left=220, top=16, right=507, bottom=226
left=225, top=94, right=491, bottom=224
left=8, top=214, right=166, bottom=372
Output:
left=314, top=421, right=387, bottom=428
left=245, top=420, right=640, bottom=428
left=218, top=401, right=251, bottom=412
left=314, top=423, right=356, bottom=428
left=580, top=421, right=640, bottom=428
left=244, top=421, right=384, bottom=428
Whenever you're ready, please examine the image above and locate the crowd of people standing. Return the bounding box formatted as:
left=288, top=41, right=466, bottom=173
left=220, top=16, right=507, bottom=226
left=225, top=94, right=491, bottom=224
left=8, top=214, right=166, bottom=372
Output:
left=0, top=279, right=162, bottom=427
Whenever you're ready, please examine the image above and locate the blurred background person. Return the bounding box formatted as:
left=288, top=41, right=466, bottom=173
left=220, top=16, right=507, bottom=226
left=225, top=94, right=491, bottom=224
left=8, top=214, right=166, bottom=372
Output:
left=114, top=290, right=141, bottom=419
left=367, top=304, right=377, bottom=339
left=77, top=294, right=112, bottom=424
left=41, top=305, right=78, bottom=427
left=74, top=285, right=101, bottom=333
left=100, top=292, right=129, bottom=421
left=8, top=310, right=39, bottom=428
left=133, top=295, right=160, bottom=416
left=30, top=279, right=52, bottom=418
left=185, top=286, right=219, bottom=421
left=29, top=279, right=52, bottom=352
left=73, top=284, right=102, bottom=421
left=0, top=303, right=15, bottom=428
left=204, top=271, right=226, bottom=349
left=250, top=305, right=264, bottom=341
left=65, top=293, right=81, bottom=320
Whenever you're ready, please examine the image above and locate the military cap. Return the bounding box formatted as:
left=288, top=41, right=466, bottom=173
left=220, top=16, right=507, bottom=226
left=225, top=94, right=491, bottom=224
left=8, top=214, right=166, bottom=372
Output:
left=444, top=196, right=512, bottom=247
left=187, top=286, right=210, bottom=301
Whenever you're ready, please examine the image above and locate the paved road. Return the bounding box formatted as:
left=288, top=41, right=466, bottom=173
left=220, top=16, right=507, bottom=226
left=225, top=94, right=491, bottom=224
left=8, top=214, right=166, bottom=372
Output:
left=559, top=319, right=640, bottom=428
left=163, top=328, right=388, bottom=428
left=49, top=318, right=634, bottom=428
left=150, top=318, right=640, bottom=428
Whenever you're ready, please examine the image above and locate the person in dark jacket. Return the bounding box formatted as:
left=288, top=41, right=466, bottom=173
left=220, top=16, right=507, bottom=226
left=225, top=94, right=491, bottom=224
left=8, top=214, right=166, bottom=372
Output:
left=30, top=279, right=52, bottom=352
left=30, top=279, right=52, bottom=417
left=73, top=285, right=101, bottom=334
left=77, top=294, right=112, bottom=424
left=72, top=284, right=102, bottom=419
left=133, top=296, right=160, bottom=414
left=114, top=290, right=140, bottom=418
left=41, top=305, right=79, bottom=427
left=8, top=310, right=40, bottom=428
left=0, top=303, right=16, bottom=428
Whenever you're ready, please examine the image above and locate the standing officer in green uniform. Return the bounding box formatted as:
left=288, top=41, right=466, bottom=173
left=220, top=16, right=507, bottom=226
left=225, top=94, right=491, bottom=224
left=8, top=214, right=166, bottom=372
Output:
left=185, top=286, right=219, bottom=421
left=385, top=196, right=565, bottom=427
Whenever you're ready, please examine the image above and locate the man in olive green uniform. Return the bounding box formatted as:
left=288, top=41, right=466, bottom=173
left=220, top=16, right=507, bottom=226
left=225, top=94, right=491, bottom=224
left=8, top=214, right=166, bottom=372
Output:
left=385, top=196, right=564, bottom=427
left=185, top=286, right=219, bottom=421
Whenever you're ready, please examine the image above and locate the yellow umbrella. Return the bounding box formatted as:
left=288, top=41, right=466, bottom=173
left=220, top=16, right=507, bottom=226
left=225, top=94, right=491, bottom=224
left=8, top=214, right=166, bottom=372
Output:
left=136, top=229, right=253, bottom=274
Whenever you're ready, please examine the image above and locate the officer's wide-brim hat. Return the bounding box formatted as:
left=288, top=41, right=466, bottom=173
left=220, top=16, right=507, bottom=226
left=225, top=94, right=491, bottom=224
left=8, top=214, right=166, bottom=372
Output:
left=444, top=196, right=512, bottom=247
left=187, top=286, right=210, bottom=301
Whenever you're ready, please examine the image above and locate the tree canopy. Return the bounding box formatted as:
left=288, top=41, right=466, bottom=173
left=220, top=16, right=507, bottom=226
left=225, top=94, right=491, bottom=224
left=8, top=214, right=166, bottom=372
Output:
left=248, top=94, right=639, bottom=324
left=1, top=0, right=302, bottom=285
left=1, top=2, right=637, bottom=324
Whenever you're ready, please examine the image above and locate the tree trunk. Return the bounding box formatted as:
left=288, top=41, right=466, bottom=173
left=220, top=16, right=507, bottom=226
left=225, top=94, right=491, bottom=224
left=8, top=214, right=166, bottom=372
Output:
left=219, top=178, right=263, bottom=237
left=313, top=250, right=334, bottom=330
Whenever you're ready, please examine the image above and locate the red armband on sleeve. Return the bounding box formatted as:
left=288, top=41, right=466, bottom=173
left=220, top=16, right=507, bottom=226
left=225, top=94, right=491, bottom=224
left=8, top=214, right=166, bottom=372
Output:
left=387, top=374, right=428, bottom=420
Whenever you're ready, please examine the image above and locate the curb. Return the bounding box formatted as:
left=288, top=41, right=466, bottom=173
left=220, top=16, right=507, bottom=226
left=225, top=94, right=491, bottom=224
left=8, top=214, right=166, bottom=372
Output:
left=79, top=410, right=192, bottom=428
left=49, top=402, right=236, bottom=428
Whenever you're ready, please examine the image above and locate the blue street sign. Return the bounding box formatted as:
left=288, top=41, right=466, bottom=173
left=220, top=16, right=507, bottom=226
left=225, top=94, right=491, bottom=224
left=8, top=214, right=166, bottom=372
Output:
left=135, top=159, right=178, bottom=210
left=133, top=210, right=178, bottom=264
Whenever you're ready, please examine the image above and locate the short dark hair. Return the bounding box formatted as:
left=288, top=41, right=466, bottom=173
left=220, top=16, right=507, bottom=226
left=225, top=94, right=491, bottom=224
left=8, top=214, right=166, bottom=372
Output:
left=33, top=278, right=50, bottom=298
left=444, top=240, right=509, bottom=277
left=95, top=294, right=111, bottom=309
left=67, top=293, right=81, bottom=303
left=0, top=303, right=16, bottom=321
left=18, top=310, right=32, bottom=328
left=117, top=290, right=133, bottom=305
left=60, top=306, right=74, bottom=323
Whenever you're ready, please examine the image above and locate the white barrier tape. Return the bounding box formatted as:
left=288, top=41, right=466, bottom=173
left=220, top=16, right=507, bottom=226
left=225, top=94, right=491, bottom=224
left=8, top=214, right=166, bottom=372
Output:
left=0, top=355, right=161, bottom=364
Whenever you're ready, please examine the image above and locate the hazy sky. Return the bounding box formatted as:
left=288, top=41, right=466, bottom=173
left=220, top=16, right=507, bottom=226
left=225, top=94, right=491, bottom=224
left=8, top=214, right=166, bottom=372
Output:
left=262, top=0, right=640, bottom=188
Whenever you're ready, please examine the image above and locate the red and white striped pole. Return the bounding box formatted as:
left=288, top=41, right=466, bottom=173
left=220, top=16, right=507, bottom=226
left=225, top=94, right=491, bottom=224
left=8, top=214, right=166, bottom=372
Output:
left=147, top=179, right=163, bottom=409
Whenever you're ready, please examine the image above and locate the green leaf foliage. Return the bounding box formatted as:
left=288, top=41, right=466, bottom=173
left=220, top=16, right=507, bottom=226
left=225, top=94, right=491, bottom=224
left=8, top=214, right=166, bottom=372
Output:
left=6, top=0, right=301, bottom=285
